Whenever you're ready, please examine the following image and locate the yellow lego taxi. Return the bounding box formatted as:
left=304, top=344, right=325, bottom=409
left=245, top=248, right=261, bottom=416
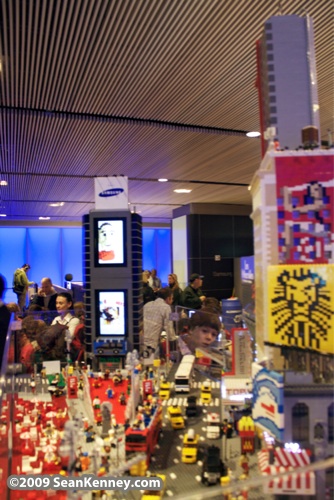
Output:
left=130, top=458, right=148, bottom=476
left=159, top=381, right=171, bottom=400
left=167, top=404, right=185, bottom=429
left=200, top=381, right=212, bottom=404
left=181, top=429, right=199, bottom=463
left=141, top=474, right=166, bottom=500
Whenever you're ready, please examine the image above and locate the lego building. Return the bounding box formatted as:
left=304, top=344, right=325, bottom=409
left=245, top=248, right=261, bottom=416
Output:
left=256, top=15, right=320, bottom=152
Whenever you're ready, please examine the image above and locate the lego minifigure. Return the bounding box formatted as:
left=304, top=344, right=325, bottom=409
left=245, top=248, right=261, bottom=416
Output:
left=85, top=425, right=95, bottom=443
left=119, top=392, right=126, bottom=405
left=113, top=369, right=123, bottom=385
left=106, top=386, right=113, bottom=399
left=93, top=396, right=101, bottom=409
left=239, top=454, right=249, bottom=477
left=30, top=375, right=36, bottom=393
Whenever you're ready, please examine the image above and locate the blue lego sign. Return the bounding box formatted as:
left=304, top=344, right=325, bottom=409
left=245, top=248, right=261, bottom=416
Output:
left=252, top=362, right=284, bottom=441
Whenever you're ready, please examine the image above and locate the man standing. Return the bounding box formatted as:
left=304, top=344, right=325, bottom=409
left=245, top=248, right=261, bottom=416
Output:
left=182, top=273, right=206, bottom=310
left=143, top=287, right=175, bottom=354
left=31, top=277, right=57, bottom=311
left=13, top=264, right=34, bottom=311
left=149, top=269, right=162, bottom=292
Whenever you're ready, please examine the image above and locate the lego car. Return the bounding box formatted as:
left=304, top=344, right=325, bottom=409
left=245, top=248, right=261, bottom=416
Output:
left=129, top=459, right=148, bottom=477
left=181, top=428, right=199, bottom=463
left=185, top=395, right=198, bottom=417
left=200, top=381, right=212, bottom=404
left=206, top=412, right=220, bottom=439
left=167, top=405, right=185, bottom=429
left=159, top=381, right=171, bottom=400
left=201, top=445, right=227, bottom=486
left=141, top=474, right=166, bottom=500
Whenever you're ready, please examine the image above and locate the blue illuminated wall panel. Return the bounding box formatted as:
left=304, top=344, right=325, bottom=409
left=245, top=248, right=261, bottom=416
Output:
left=0, top=226, right=84, bottom=302
left=0, top=225, right=171, bottom=302
left=0, top=228, right=27, bottom=301
left=142, top=228, right=171, bottom=286
left=27, top=228, right=62, bottom=286
left=62, top=228, right=84, bottom=280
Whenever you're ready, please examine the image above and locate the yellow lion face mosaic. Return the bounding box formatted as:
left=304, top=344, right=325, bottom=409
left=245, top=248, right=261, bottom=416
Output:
left=268, top=264, right=334, bottom=354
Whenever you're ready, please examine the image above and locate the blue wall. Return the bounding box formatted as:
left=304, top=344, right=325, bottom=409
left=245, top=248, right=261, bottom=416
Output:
left=142, top=228, right=171, bottom=286
left=0, top=225, right=171, bottom=302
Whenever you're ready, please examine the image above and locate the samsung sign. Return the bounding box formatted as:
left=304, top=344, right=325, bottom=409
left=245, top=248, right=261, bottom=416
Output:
left=95, top=177, right=128, bottom=209
left=99, top=188, right=124, bottom=198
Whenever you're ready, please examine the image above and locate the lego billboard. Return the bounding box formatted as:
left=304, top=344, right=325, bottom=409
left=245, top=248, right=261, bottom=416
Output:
left=268, top=264, right=334, bottom=354
left=275, top=154, right=334, bottom=265
left=252, top=362, right=284, bottom=442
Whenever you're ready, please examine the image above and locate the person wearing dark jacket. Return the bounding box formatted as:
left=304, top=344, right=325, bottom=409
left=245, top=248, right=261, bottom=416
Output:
left=182, top=273, right=206, bottom=310
left=168, top=273, right=183, bottom=307
left=31, top=277, right=57, bottom=311
left=0, top=274, right=11, bottom=364
left=142, top=271, right=155, bottom=304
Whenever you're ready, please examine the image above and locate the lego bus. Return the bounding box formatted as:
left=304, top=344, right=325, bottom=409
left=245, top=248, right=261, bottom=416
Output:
left=175, top=354, right=195, bottom=393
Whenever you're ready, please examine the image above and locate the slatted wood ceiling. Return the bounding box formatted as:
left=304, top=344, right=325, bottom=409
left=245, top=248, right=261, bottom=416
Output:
left=0, top=0, right=332, bottom=221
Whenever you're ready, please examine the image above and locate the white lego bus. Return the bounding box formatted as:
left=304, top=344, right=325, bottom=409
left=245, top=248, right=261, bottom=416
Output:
left=175, top=354, right=195, bottom=393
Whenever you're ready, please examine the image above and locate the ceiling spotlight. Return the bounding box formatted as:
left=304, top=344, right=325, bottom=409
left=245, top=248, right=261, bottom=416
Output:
left=158, top=178, right=168, bottom=182
left=0, top=180, right=8, bottom=186
left=248, top=185, right=251, bottom=191
left=174, top=188, right=192, bottom=194
left=246, top=131, right=261, bottom=138
left=49, top=202, right=64, bottom=207
left=39, top=216, right=50, bottom=220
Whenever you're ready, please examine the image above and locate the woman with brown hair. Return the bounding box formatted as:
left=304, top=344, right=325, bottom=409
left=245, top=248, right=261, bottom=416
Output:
left=167, top=273, right=182, bottom=307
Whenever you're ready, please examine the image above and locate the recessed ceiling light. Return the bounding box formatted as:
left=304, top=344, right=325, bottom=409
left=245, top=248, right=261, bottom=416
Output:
left=39, top=216, right=50, bottom=220
left=49, top=202, right=64, bottom=207
left=174, top=188, right=192, bottom=194
left=0, top=180, right=8, bottom=186
left=158, top=178, right=168, bottom=182
left=246, top=131, right=261, bottom=138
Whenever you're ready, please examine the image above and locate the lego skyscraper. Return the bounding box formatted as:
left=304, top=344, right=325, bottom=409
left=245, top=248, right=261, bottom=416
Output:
left=256, top=15, right=320, bottom=153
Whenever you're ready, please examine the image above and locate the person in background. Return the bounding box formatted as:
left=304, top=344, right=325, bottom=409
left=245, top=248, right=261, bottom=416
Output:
left=31, top=277, right=57, bottom=311
left=167, top=273, right=183, bottom=308
left=202, top=297, right=221, bottom=315
left=142, top=271, right=155, bottom=305
left=149, top=269, right=162, bottom=292
left=13, top=264, right=34, bottom=311
left=20, top=316, right=46, bottom=368
left=73, top=302, right=85, bottom=321
left=181, top=273, right=206, bottom=310
left=0, top=274, right=11, bottom=345
left=71, top=302, right=86, bottom=362
left=6, top=302, right=21, bottom=320
left=143, top=287, right=176, bottom=355
left=178, top=307, right=221, bottom=355
left=51, top=292, right=80, bottom=341
left=18, top=330, right=36, bottom=373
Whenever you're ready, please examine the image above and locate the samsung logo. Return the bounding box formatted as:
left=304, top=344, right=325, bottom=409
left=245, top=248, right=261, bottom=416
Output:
left=99, top=188, right=124, bottom=197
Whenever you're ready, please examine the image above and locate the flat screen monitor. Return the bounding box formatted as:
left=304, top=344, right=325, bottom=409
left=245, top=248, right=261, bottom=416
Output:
left=95, top=289, right=127, bottom=337
left=94, top=217, right=127, bottom=267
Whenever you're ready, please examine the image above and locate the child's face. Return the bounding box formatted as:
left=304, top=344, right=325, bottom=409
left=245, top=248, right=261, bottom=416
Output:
left=191, top=325, right=219, bottom=348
